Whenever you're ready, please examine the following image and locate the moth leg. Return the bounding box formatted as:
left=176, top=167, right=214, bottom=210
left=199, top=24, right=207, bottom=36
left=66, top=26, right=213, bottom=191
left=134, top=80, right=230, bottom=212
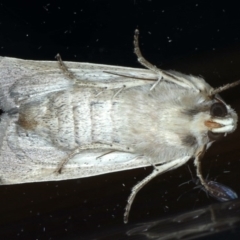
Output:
left=112, top=85, right=126, bottom=99
left=194, top=147, right=220, bottom=199
left=124, top=156, right=190, bottom=223
left=149, top=76, right=163, bottom=91
left=55, top=54, right=75, bottom=80
left=96, top=150, right=120, bottom=159
left=134, top=29, right=200, bottom=91
left=55, top=143, right=134, bottom=174
left=95, top=90, right=105, bottom=97
left=194, top=147, right=238, bottom=201
left=55, top=54, right=109, bottom=89
left=133, top=30, right=163, bottom=91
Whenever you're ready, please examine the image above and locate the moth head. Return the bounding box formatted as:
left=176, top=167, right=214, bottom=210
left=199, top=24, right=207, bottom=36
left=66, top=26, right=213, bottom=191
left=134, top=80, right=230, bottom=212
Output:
left=204, top=80, right=240, bottom=142
left=205, top=97, right=237, bottom=142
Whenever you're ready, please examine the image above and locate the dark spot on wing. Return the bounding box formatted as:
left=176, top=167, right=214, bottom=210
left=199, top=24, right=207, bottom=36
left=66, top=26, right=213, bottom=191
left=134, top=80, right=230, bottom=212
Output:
left=182, top=135, right=197, bottom=147
left=90, top=101, right=102, bottom=106
left=183, top=105, right=210, bottom=116
left=184, top=109, right=199, bottom=115
left=7, top=108, right=19, bottom=115
left=18, top=113, right=38, bottom=130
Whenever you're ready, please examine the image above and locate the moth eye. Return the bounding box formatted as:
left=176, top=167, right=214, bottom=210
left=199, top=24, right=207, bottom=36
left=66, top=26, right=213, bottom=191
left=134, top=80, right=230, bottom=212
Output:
left=208, top=131, right=224, bottom=141
left=210, top=102, right=227, bottom=117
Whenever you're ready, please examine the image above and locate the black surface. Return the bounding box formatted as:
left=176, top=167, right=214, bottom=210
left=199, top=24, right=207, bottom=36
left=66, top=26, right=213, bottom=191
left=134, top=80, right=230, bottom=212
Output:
left=1, top=1, right=240, bottom=239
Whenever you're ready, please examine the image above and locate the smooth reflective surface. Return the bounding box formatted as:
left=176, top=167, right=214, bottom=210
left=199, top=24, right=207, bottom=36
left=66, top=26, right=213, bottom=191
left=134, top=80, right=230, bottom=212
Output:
left=126, top=200, right=240, bottom=240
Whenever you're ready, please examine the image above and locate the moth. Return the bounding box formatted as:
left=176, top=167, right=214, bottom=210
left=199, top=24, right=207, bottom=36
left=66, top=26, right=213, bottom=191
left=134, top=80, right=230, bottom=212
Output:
left=0, top=30, right=239, bottom=223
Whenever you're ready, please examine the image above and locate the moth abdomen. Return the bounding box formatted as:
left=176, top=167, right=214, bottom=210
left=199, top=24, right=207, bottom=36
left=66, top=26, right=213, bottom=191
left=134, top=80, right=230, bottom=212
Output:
left=17, top=88, right=122, bottom=150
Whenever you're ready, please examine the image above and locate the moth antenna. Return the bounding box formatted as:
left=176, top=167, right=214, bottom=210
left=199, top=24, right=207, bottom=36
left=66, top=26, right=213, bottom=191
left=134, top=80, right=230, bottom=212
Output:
left=211, top=79, right=240, bottom=96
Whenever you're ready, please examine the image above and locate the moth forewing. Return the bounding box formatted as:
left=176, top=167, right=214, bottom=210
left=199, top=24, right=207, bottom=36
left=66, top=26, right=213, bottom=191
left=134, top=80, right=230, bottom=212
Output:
left=0, top=56, right=158, bottom=110
left=0, top=30, right=239, bottom=224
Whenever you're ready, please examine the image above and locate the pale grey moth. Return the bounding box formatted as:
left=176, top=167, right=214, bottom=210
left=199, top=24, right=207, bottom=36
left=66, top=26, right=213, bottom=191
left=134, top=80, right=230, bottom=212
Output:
left=0, top=30, right=239, bottom=223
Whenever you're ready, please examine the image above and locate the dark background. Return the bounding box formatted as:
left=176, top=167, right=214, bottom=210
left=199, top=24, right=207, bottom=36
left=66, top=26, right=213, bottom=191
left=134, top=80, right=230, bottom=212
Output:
left=1, top=1, right=240, bottom=239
